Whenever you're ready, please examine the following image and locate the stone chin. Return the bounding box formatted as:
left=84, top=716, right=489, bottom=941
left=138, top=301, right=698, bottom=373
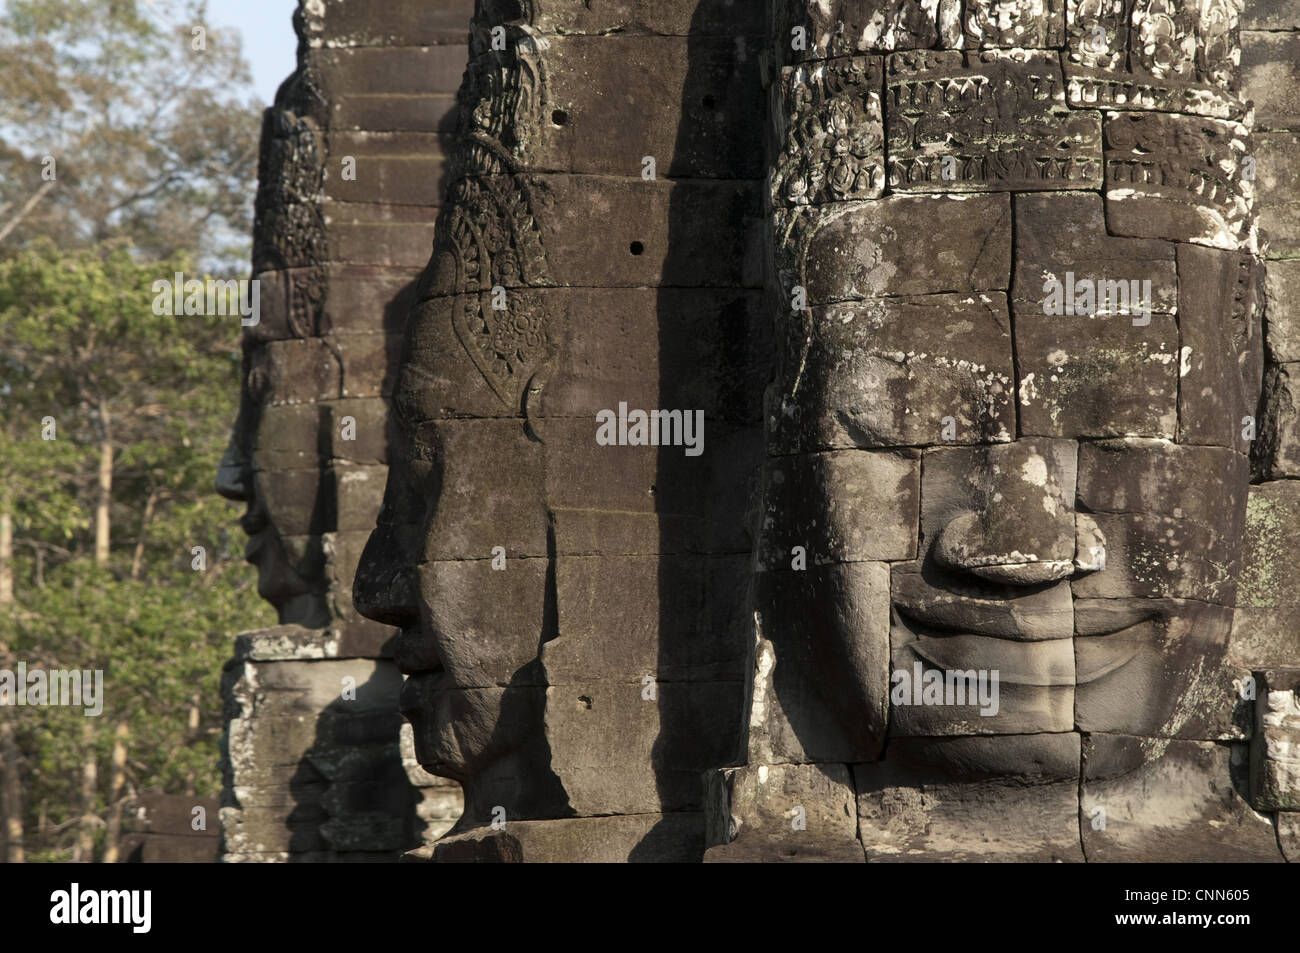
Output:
left=245, top=529, right=324, bottom=626
left=400, top=667, right=555, bottom=823
left=400, top=670, right=503, bottom=781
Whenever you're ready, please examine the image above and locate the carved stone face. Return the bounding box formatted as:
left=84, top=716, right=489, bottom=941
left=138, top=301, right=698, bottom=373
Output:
left=353, top=313, right=554, bottom=811
left=351, top=203, right=752, bottom=822
left=350, top=9, right=768, bottom=837
left=217, top=101, right=329, bottom=628
left=349, top=126, right=570, bottom=820
left=216, top=332, right=329, bottom=628
left=757, top=40, right=1262, bottom=783
left=761, top=202, right=1260, bottom=779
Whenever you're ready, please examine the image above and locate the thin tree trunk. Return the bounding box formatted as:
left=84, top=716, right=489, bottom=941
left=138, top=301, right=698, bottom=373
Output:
left=101, top=722, right=128, bottom=863
left=0, top=508, right=12, bottom=605
left=95, top=402, right=112, bottom=567
left=73, top=720, right=96, bottom=862
left=0, top=719, right=24, bottom=863
left=185, top=694, right=201, bottom=743
left=130, top=489, right=159, bottom=580
left=0, top=178, right=55, bottom=244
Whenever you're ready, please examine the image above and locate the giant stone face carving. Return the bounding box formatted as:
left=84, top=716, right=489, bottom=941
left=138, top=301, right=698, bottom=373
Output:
left=722, top=0, right=1282, bottom=863
left=353, top=1, right=768, bottom=857
left=217, top=86, right=330, bottom=628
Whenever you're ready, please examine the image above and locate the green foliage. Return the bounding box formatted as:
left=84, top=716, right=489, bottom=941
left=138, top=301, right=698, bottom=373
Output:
left=0, top=229, right=271, bottom=863
left=4, top=556, right=267, bottom=858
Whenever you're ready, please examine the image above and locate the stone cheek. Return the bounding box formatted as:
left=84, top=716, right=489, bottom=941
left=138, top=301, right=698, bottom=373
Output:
left=790, top=193, right=1011, bottom=304
left=410, top=419, right=550, bottom=561
left=1073, top=598, right=1239, bottom=738
left=413, top=558, right=551, bottom=688
left=1074, top=440, right=1248, bottom=605
left=750, top=562, right=893, bottom=764
left=755, top=449, right=919, bottom=570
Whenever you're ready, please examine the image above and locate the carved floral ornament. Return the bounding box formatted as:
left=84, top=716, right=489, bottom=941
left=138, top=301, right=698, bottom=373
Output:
left=442, top=18, right=555, bottom=410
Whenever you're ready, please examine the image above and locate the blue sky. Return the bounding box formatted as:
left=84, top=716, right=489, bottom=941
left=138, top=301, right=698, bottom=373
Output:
left=206, top=0, right=299, bottom=105
left=0, top=1, right=298, bottom=104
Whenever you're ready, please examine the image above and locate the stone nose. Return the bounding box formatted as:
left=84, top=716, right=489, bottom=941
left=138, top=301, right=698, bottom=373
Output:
left=929, top=439, right=1105, bottom=586
left=352, top=460, right=424, bottom=629
left=215, top=436, right=251, bottom=501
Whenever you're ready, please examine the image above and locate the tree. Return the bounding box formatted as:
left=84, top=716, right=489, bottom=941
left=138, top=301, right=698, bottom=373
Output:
left=0, top=240, right=274, bottom=862
left=0, top=0, right=261, bottom=271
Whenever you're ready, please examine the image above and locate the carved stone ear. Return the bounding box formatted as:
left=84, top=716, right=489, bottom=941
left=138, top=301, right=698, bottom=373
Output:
left=523, top=361, right=554, bottom=443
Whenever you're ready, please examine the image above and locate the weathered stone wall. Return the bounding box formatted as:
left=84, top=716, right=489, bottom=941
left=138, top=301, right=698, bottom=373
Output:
left=217, top=0, right=473, bottom=862
left=120, top=794, right=220, bottom=863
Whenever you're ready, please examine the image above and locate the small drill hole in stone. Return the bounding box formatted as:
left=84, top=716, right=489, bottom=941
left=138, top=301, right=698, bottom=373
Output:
left=551, top=109, right=568, bottom=126
left=702, top=94, right=716, bottom=109
left=629, top=241, right=644, bottom=256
